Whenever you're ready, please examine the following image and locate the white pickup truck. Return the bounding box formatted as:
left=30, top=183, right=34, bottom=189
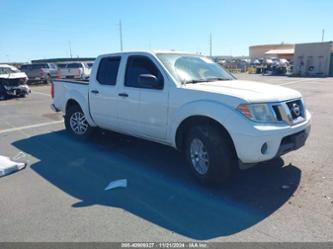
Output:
left=59, top=62, right=91, bottom=80
left=51, top=51, right=311, bottom=184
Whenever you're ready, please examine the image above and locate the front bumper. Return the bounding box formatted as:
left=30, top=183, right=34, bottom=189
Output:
left=4, top=84, right=30, bottom=96
left=233, top=110, right=311, bottom=164
left=276, top=126, right=311, bottom=156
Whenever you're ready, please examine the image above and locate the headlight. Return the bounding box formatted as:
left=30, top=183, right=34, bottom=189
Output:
left=237, top=103, right=276, bottom=122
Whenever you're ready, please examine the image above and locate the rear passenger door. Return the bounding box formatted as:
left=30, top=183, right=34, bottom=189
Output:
left=89, top=56, right=122, bottom=130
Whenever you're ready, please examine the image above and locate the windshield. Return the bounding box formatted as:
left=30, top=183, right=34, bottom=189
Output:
left=157, top=53, right=235, bottom=84
left=0, top=67, right=20, bottom=74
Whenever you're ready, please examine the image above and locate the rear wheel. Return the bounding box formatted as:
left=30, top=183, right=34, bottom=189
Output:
left=184, top=125, right=236, bottom=185
left=65, top=105, right=93, bottom=139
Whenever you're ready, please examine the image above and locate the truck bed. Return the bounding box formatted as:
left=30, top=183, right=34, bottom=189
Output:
left=52, top=79, right=90, bottom=114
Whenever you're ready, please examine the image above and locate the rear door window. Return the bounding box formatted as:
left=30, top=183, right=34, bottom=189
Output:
left=96, top=57, right=121, bottom=85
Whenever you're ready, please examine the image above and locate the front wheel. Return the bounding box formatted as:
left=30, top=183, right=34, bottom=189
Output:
left=65, top=105, right=93, bottom=139
left=184, top=125, right=236, bottom=185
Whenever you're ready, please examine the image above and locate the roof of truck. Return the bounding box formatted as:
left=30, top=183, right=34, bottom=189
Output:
left=98, top=50, right=199, bottom=58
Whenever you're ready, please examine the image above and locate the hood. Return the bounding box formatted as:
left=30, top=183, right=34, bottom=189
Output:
left=0, top=72, right=28, bottom=80
left=184, top=80, right=302, bottom=103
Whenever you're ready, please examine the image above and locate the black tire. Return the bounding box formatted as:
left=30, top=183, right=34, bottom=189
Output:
left=0, top=84, right=8, bottom=100
left=184, top=124, right=236, bottom=185
left=64, top=105, right=94, bottom=140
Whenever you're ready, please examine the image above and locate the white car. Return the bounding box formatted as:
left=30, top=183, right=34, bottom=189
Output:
left=0, top=64, right=30, bottom=99
left=51, top=51, right=311, bottom=184
left=59, top=62, right=91, bottom=80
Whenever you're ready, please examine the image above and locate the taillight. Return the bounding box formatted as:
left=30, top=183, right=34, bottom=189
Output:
left=51, top=82, right=54, bottom=98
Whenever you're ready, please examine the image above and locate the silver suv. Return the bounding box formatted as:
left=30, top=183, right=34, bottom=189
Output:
left=20, top=63, right=58, bottom=84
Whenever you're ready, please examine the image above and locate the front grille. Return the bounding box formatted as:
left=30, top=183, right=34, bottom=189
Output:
left=0, top=78, right=21, bottom=87
left=269, top=98, right=305, bottom=126
left=286, top=99, right=304, bottom=119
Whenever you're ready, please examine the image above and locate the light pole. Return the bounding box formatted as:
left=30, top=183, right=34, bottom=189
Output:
left=209, top=33, right=212, bottom=57
left=119, top=20, right=123, bottom=51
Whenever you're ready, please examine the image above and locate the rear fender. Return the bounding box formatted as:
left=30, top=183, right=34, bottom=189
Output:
left=65, top=90, right=97, bottom=127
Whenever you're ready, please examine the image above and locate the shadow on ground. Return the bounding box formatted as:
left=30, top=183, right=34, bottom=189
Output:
left=13, top=130, right=301, bottom=239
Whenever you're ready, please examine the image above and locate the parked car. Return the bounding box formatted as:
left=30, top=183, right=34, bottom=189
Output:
left=0, top=64, right=30, bottom=99
left=51, top=51, right=311, bottom=184
left=20, top=63, right=57, bottom=84
left=59, top=62, right=91, bottom=80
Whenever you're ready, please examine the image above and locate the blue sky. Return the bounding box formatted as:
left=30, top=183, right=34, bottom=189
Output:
left=0, top=0, right=332, bottom=62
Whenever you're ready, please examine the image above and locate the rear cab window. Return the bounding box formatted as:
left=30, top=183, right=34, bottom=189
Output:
left=67, top=63, right=82, bottom=69
left=97, top=57, right=121, bottom=85
left=57, top=64, right=67, bottom=69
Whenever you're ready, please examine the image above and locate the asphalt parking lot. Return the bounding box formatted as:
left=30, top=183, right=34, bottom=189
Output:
left=0, top=75, right=332, bottom=242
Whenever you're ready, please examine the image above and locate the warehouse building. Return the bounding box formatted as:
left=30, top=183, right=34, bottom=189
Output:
left=249, top=43, right=294, bottom=60
left=293, top=42, right=333, bottom=77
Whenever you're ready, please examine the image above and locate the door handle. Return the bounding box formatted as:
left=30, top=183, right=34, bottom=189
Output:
left=91, top=90, right=99, bottom=94
left=118, top=93, right=128, bottom=97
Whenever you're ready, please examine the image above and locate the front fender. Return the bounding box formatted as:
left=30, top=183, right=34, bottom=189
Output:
left=169, top=99, right=264, bottom=155
left=169, top=100, right=242, bottom=146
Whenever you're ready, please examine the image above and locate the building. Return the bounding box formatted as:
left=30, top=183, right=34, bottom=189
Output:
left=293, top=42, right=333, bottom=77
left=249, top=43, right=294, bottom=60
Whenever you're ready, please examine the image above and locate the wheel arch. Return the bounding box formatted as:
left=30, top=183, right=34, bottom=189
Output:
left=176, top=115, right=235, bottom=151
left=64, top=96, right=96, bottom=127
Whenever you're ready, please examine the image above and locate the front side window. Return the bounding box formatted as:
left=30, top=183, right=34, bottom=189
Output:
left=125, top=56, right=163, bottom=89
left=97, top=57, right=121, bottom=85
left=157, top=53, right=235, bottom=84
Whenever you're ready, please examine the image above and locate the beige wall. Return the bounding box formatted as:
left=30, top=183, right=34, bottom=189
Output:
left=293, top=42, right=333, bottom=76
left=249, top=44, right=294, bottom=59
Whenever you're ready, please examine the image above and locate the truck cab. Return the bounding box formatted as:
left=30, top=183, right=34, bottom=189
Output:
left=51, top=51, right=311, bottom=184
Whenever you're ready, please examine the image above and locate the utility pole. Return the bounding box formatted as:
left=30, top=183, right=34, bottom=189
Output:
left=209, top=32, right=212, bottom=57
left=68, top=41, right=73, bottom=58
left=322, top=29, right=325, bottom=42
left=119, top=20, right=123, bottom=51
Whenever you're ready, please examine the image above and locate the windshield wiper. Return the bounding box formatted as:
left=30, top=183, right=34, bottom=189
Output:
left=183, top=79, right=209, bottom=84
left=183, top=78, right=232, bottom=84
left=205, top=77, right=232, bottom=81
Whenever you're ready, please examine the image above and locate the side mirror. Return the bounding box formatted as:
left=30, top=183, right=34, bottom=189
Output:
left=138, top=74, right=162, bottom=89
